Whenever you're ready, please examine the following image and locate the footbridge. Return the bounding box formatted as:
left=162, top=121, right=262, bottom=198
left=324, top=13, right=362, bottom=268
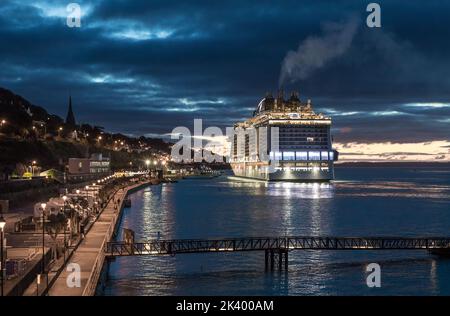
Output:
left=105, top=236, right=450, bottom=270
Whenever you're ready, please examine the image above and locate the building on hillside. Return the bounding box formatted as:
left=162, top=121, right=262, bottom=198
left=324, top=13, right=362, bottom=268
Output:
left=67, top=153, right=110, bottom=181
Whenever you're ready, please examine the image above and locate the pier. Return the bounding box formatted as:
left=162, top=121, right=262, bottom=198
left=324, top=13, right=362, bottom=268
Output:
left=105, top=236, right=450, bottom=270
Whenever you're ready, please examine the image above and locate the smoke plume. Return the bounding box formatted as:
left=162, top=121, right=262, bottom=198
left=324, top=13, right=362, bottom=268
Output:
left=279, top=18, right=359, bottom=86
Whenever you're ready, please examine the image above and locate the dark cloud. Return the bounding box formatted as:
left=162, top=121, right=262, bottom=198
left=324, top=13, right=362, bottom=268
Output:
left=0, top=0, right=449, bottom=144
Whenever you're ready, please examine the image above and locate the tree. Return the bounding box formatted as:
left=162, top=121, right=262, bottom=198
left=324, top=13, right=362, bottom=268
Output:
left=64, top=206, right=80, bottom=239
left=45, top=213, right=67, bottom=260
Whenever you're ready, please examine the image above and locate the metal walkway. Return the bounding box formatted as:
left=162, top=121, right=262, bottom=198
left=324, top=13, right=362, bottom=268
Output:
left=106, top=236, right=450, bottom=256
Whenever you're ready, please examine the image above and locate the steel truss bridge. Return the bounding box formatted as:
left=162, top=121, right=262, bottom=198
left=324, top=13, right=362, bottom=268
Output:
left=105, top=236, right=450, bottom=270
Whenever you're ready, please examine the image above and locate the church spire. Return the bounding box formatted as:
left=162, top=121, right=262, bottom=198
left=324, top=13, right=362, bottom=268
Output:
left=66, top=96, right=76, bottom=126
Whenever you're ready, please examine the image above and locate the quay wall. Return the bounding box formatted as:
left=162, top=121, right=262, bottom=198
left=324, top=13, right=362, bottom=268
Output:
left=82, top=180, right=155, bottom=296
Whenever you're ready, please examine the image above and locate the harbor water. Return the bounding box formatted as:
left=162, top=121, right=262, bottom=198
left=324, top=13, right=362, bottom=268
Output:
left=102, top=167, right=450, bottom=295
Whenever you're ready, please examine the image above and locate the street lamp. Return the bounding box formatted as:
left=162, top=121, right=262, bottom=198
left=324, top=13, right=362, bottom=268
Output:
left=62, top=196, right=67, bottom=263
left=40, top=202, right=47, bottom=293
left=0, top=213, right=6, bottom=296
left=31, top=160, right=37, bottom=176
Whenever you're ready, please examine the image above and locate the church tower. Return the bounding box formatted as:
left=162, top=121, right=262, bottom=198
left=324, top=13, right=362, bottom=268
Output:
left=66, top=96, right=76, bottom=127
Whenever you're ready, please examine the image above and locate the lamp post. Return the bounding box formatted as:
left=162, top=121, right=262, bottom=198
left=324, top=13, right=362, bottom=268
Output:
left=40, top=202, right=47, bottom=293
left=84, top=186, right=89, bottom=217
left=62, top=196, right=67, bottom=263
left=31, top=160, right=37, bottom=176
left=0, top=213, right=6, bottom=296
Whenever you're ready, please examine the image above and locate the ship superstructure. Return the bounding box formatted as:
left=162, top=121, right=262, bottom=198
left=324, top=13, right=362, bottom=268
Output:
left=229, top=91, right=338, bottom=181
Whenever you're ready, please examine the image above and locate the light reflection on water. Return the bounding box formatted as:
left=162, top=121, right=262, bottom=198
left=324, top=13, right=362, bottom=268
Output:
left=102, top=167, right=450, bottom=296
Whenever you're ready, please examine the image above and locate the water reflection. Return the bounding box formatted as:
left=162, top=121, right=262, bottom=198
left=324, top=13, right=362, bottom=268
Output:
left=227, top=177, right=336, bottom=199
left=104, top=167, right=450, bottom=296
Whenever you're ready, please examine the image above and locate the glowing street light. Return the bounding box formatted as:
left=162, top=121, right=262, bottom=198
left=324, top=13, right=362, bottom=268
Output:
left=40, top=202, right=47, bottom=289
left=62, top=196, right=68, bottom=262
left=0, top=213, right=6, bottom=296
left=31, top=160, right=37, bottom=176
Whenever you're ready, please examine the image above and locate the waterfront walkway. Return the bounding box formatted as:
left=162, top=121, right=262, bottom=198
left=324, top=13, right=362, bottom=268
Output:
left=45, top=180, right=151, bottom=296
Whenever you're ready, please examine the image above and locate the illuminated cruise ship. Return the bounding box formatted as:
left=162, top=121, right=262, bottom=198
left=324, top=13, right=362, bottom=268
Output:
left=229, top=91, right=338, bottom=181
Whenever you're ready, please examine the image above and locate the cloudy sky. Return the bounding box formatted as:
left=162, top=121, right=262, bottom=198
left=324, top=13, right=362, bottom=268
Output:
left=1, top=0, right=450, bottom=161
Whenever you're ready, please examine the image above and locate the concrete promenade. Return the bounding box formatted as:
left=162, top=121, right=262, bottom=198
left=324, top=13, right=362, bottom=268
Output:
left=45, top=180, right=152, bottom=296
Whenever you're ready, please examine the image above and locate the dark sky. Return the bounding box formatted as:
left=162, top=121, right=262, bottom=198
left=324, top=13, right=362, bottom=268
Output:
left=1, top=0, right=450, bottom=146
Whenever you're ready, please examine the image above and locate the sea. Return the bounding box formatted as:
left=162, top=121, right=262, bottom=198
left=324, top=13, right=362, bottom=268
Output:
left=101, top=167, right=450, bottom=295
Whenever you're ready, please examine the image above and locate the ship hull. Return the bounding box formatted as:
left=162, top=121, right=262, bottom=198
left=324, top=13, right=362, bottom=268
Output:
left=230, top=163, right=334, bottom=182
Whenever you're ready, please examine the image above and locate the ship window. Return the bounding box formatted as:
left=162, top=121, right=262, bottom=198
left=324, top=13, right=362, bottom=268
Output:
left=296, top=152, right=307, bottom=160
left=283, top=152, right=295, bottom=160
left=321, top=151, right=329, bottom=160
left=329, top=151, right=334, bottom=160
left=309, top=151, right=320, bottom=160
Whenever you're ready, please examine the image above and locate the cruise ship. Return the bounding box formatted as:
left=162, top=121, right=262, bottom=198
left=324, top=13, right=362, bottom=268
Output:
left=229, top=91, right=338, bottom=181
